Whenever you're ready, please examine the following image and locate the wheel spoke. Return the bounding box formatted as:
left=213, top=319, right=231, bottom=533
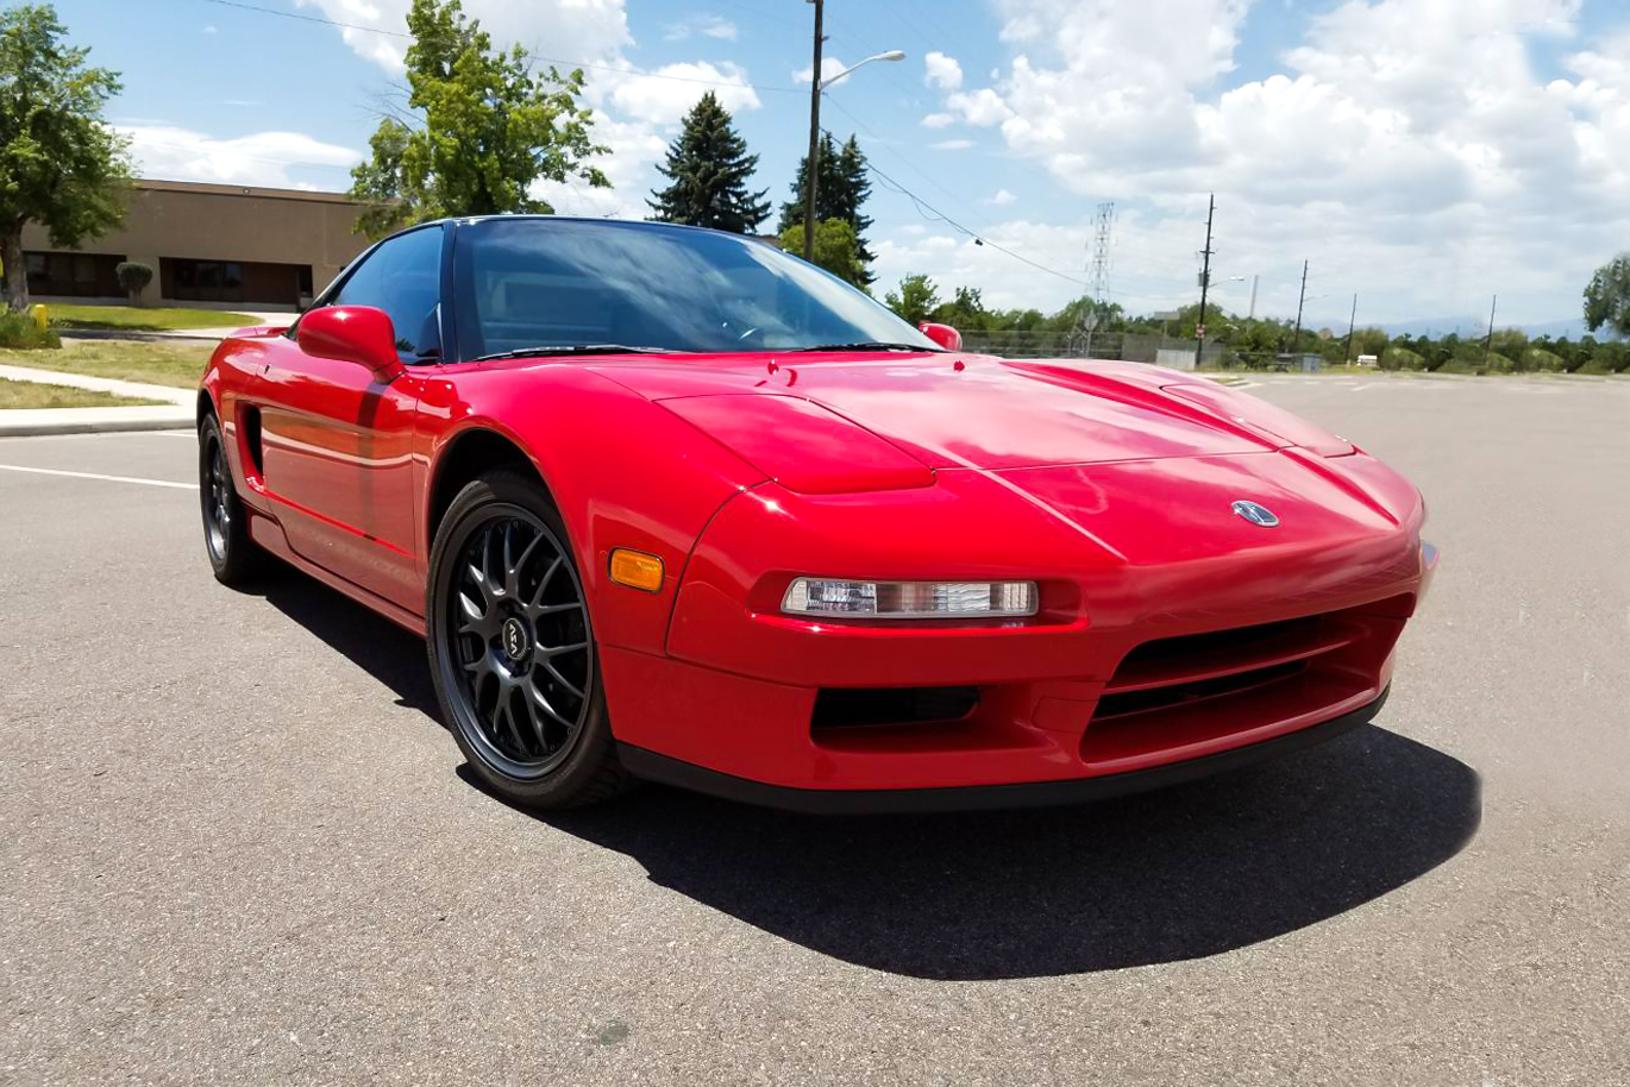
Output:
left=504, top=528, right=543, bottom=599
left=533, top=640, right=587, bottom=660
left=541, top=661, right=584, bottom=700
left=527, top=681, right=574, bottom=729
left=530, top=556, right=563, bottom=606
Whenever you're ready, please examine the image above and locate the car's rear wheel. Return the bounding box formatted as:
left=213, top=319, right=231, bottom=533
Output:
left=427, top=469, right=628, bottom=808
left=198, top=412, right=267, bottom=585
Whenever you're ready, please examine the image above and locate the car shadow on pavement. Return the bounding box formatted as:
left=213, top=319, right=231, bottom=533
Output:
left=253, top=573, right=444, bottom=720
left=506, top=725, right=1479, bottom=980
left=252, top=572, right=1481, bottom=981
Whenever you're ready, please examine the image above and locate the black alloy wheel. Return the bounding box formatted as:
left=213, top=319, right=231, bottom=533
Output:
left=428, top=470, right=627, bottom=807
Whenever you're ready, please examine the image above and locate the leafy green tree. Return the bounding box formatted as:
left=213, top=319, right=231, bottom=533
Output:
left=778, top=133, right=875, bottom=284
left=348, top=0, right=609, bottom=238
left=1583, top=254, right=1630, bottom=337
left=779, top=218, right=864, bottom=287
left=883, top=273, right=939, bottom=325
left=0, top=3, right=130, bottom=309
left=647, top=92, right=769, bottom=233
left=929, top=286, right=995, bottom=332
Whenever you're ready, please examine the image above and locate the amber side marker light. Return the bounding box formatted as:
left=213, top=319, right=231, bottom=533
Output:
left=609, top=548, right=664, bottom=592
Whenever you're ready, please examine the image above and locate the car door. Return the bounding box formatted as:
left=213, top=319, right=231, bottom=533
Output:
left=254, top=223, right=446, bottom=614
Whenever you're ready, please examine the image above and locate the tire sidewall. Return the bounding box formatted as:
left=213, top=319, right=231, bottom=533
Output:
left=426, top=471, right=615, bottom=807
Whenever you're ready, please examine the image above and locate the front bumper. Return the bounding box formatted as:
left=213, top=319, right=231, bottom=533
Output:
left=599, top=458, right=1434, bottom=800
left=617, top=687, right=1389, bottom=814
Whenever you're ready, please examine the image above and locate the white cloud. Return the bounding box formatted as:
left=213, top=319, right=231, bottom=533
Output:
left=924, top=51, right=963, bottom=91
left=946, top=87, right=1014, bottom=127
left=202, top=24, right=217, bottom=34
left=665, top=14, right=737, bottom=41
left=609, top=61, right=761, bottom=125
left=930, top=138, right=975, bottom=151
left=986, top=189, right=1017, bottom=205
left=294, top=0, right=632, bottom=73
left=119, top=125, right=361, bottom=188
left=534, top=116, right=669, bottom=219
left=909, top=0, right=1630, bottom=322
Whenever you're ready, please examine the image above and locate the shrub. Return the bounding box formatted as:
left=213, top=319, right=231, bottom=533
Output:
left=1522, top=348, right=1565, bottom=372
left=115, top=261, right=155, bottom=305
left=0, top=309, right=62, bottom=349
left=1379, top=346, right=1425, bottom=371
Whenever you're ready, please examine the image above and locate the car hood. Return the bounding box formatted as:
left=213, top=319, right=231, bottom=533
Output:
left=589, top=352, right=1311, bottom=472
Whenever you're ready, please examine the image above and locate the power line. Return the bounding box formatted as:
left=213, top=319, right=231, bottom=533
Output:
left=198, top=0, right=804, bottom=93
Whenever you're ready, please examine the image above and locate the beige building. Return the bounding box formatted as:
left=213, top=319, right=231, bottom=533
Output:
left=20, top=178, right=371, bottom=310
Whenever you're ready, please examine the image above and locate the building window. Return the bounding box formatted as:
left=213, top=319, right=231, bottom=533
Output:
left=172, top=259, right=244, bottom=300
left=23, top=251, right=126, bottom=298
left=163, top=257, right=308, bottom=305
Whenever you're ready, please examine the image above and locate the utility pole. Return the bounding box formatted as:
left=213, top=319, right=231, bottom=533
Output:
left=1247, top=274, right=1259, bottom=320
left=1291, top=259, right=1309, bottom=353
left=1484, top=294, right=1497, bottom=364
left=1194, top=193, right=1214, bottom=369
left=1343, top=293, right=1357, bottom=363
left=802, top=0, right=825, bottom=261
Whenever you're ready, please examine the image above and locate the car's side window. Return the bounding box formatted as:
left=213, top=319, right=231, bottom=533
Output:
left=329, top=226, right=445, bottom=362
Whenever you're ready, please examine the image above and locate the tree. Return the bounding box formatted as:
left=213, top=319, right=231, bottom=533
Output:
left=1583, top=254, right=1630, bottom=338
left=647, top=92, right=769, bottom=234
left=778, top=218, right=864, bottom=287
left=348, top=0, right=609, bottom=239
left=929, top=286, right=995, bottom=332
left=115, top=260, right=151, bottom=305
left=0, top=4, right=130, bottom=310
left=777, top=132, right=875, bottom=284
left=883, top=273, right=939, bottom=325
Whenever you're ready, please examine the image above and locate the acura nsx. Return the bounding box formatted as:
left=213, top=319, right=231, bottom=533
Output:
left=197, top=216, right=1436, bottom=812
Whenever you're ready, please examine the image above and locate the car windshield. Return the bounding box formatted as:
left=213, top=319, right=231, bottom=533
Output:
left=451, top=218, right=940, bottom=359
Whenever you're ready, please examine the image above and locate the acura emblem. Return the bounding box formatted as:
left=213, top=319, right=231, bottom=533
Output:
left=1231, top=500, right=1279, bottom=527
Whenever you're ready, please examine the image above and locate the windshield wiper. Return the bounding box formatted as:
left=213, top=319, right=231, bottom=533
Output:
left=474, top=344, right=679, bottom=361
left=788, top=341, right=943, bottom=353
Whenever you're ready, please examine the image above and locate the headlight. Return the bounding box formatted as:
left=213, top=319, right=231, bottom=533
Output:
left=781, top=578, right=1038, bottom=619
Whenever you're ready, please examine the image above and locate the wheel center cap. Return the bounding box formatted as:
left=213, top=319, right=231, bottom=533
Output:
left=500, top=617, right=530, bottom=662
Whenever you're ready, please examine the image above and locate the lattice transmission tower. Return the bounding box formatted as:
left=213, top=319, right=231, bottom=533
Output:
left=1071, top=201, right=1114, bottom=356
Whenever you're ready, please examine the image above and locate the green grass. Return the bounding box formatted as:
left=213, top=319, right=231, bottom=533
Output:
left=0, top=340, right=212, bottom=389
left=45, top=303, right=258, bottom=332
left=0, top=377, right=164, bottom=409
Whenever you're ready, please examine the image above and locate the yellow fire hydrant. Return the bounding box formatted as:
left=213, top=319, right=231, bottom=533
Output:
left=30, top=303, right=47, bottom=332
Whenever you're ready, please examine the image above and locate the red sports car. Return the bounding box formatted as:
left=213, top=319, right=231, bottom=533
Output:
left=198, top=216, right=1436, bottom=812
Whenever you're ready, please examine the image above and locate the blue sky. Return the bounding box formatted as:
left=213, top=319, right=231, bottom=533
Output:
left=58, top=0, right=1630, bottom=330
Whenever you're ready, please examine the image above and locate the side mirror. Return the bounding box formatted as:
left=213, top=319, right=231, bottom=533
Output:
left=297, top=305, right=402, bottom=377
left=918, top=321, right=963, bottom=352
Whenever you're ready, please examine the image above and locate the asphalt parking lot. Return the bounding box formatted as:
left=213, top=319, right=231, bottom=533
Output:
left=3, top=373, right=1628, bottom=1085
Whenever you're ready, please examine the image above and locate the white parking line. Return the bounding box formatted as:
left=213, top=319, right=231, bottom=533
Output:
left=0, top=463, right=197, bottom=490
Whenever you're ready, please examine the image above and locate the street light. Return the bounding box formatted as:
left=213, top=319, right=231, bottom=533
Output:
left=802, top=0, right=903, bottom=259
left=820, top=50, right=907, bottom=90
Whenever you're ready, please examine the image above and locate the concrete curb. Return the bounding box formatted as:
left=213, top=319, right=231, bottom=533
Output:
left=0, top=362, right=194, bottom=406
left=0, top=406, right=194, bottom=437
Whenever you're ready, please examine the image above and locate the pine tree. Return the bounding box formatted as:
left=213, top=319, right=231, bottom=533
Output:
left=778, top=133, right=874, bottom=285
left=647, top=92, right=771, bottom=234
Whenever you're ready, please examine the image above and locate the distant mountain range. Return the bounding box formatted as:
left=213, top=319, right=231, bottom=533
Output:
left=1303, top=314, right=1601, bottom=340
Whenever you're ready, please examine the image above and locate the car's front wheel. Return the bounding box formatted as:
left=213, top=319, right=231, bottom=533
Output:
left=426, top=469, right=628, bottom=809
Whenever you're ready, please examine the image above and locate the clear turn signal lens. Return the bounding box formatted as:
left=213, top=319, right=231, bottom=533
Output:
left=781, top=578, right=1038, bottom=619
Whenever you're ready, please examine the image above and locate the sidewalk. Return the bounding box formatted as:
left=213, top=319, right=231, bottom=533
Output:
left=0, top=362, right=194, bottom=437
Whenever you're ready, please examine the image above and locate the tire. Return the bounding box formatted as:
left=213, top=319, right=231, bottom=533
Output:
left=427, top=469, right=629, bottom=809
left=198, top=411, right=268, bottom=586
